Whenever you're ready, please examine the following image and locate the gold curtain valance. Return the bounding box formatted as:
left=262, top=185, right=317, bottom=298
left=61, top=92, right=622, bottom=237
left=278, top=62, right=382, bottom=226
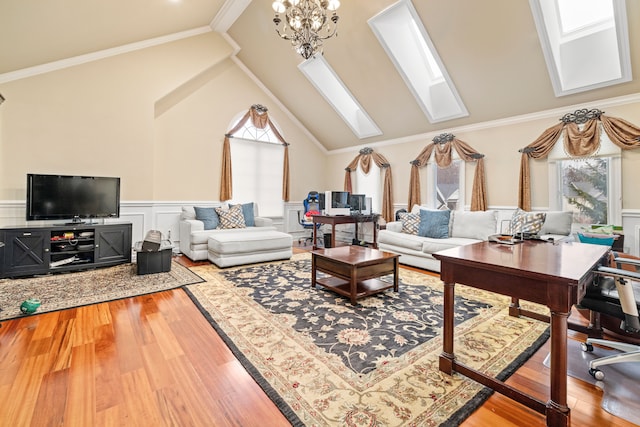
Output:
left=407, top=133, right=487, bottom=211
left=517, top=109, right=640, bottom=210
left=344, top=147, right=394, bottom=222
left=219, top=104, right=290, bottom=202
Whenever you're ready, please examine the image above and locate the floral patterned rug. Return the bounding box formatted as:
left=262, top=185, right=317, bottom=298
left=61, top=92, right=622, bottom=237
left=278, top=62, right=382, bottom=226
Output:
left=186, top=253, right=550, bottom=427
left=0, top=261, right=203, bottom=321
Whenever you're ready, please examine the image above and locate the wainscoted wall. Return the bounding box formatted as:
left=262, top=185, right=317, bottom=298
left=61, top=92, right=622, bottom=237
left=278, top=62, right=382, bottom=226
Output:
left=0, top=201, right=288, bottom=251
left=2, top=201, right=639, bottom=256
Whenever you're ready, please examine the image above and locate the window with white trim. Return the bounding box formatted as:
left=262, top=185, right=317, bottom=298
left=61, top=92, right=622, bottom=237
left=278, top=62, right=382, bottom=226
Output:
left=229, top=116, right=284, bottom=218
left=354, top=164, right=382, bottom=214
left=425, top=152, right=465, bottom=211
left=548, top=128, right=621, bottom=225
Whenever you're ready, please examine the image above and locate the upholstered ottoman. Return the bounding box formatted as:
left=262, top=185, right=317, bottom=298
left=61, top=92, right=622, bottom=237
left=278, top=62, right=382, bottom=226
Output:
left=207, top=230, right=293, bottom=268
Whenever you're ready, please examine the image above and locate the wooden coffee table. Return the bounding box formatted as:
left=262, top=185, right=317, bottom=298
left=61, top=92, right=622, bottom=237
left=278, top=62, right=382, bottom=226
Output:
left=311, top=245, right=399, bottom=304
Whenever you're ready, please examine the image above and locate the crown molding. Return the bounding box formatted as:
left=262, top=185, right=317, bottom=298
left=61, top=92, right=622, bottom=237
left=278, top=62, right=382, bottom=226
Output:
left=0, top=26, right=212, bottom=84
left=328, top=91, right=640, bottom=155
left=210, top=0, right=252, bottom=33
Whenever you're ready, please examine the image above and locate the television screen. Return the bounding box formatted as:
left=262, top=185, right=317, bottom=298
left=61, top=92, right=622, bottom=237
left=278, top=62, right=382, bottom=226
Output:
left=27, top=174, right=120, bottom=222
left=331, top=191, right=350, bottom=209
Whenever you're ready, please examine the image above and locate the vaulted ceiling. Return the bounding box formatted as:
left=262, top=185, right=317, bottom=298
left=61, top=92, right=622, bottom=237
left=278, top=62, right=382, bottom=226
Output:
left=2, top=0, right=639, bottom=151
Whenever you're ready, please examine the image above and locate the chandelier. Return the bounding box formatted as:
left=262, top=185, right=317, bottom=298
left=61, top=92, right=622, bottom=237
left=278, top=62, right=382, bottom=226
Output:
left=272, top=0, right=340, bottom=60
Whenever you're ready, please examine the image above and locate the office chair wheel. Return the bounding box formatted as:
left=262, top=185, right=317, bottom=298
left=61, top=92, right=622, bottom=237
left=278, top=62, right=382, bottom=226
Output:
left=581, top=342, right=594, bottom=352
left=589, top=368, right=605, bottom=381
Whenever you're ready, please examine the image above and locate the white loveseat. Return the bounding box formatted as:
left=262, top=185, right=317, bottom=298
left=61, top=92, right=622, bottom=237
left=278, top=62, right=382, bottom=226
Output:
left=179, top=203, right=292, bottom=267
left=377, top=207, right=573, bottom=272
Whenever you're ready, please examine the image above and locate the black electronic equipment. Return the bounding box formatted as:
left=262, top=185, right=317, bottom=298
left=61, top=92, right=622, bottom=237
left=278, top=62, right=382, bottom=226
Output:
left=26, top=173, right=120, bottom=223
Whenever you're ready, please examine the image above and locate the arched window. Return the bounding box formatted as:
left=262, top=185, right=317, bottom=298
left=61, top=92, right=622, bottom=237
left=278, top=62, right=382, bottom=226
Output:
left=219, top=105, right=290, bottom=217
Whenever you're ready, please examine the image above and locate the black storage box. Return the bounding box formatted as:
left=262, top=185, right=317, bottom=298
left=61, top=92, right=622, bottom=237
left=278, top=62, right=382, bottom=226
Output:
left=136, top=248, right=172, bottom=275
left=134, top=239, right=173, bottom=275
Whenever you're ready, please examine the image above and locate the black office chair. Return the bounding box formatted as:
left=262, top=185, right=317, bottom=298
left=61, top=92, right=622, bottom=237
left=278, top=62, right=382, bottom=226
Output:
left=297, top=191, right=321, bottom=246
left=580, top=253, right=640, bottom=380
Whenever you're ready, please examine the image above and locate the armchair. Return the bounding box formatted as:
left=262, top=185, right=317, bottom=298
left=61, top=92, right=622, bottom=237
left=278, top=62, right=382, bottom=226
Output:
left=580, top=254, right=640, bottom=380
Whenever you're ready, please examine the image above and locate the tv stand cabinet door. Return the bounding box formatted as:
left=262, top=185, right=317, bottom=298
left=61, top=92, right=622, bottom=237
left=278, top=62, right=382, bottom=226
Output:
left=1, top=229, right=49, bottom=278
left=94, top=224, right=132, bottom=265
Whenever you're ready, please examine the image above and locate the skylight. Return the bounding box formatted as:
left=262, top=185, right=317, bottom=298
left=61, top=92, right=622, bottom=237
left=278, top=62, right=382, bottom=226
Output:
left=368, top=0, right=468, bottom=124
left=298, top=55, right=382, bottom=139
left=529, top=0, right=631, bottom=96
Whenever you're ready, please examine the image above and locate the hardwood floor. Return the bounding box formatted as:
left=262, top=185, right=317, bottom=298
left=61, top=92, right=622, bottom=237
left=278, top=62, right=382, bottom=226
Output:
left=0, top=246, right=636, bottom=426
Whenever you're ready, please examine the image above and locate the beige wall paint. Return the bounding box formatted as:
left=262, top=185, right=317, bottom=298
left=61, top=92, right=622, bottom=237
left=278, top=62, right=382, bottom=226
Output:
left=1, top=29, right=638, bottom=212
left=0, top=31, right=325, bottom=203
left=153, top=57, right=327, bottom=201
left=326, top=102, right=640, bottom=211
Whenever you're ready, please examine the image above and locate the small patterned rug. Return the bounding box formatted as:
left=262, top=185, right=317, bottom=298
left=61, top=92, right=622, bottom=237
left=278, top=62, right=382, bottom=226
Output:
left=0, top=261, right=203, bottom=321
left=186, top=253, right=550, bottom=427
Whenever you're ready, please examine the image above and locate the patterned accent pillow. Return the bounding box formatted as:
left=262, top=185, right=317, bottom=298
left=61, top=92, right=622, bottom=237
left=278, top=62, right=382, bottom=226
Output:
left=511, top=208, right=546, bottom=235
left=215, top=204, right=246, bottom=229
left=399, top=212, right=420, bottom=235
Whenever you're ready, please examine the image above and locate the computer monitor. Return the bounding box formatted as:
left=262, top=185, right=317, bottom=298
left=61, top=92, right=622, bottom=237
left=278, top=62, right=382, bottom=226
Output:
left=349, top=194, right=366, bottom=213
left=331, top=191, right=350, bottom=209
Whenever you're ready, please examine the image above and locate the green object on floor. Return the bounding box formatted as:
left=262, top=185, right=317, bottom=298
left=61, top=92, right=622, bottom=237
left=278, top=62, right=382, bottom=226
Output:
left=20, top=298, right=41, bottom=314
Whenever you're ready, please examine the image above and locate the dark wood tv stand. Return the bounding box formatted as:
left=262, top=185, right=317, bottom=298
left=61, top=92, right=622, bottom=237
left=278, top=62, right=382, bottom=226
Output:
left=0, top=222, right=132, bottom=278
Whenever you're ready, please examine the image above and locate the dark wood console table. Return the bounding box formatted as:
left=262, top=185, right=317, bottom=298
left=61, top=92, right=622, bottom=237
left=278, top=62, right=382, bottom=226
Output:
left=311, top=214, right=379, bottom=249
left=433, top=240, right=609, bottom=427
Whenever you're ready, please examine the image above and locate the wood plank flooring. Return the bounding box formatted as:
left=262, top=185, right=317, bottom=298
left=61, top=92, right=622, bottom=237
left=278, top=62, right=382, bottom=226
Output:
left=0, top=247, right=636, bottom=426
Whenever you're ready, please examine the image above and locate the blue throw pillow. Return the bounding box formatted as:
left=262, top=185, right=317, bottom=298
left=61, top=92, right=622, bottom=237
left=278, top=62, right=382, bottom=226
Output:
left=231, top=202, right=255, bottom=227
left=194, top=206, right=219, bottom=230
left=418, top=209, right=451, bottom=238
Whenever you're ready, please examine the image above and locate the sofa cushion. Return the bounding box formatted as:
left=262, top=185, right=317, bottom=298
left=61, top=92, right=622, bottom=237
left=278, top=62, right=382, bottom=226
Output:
left=539, top=211, right=572, bottom=236
left=399, top=212, right=420, bottom=235
left=231, top=202, right=255, bottom=227
left=377, top=229, right=424, bottom=251
left=216, top=204, right=246, bottom=229
left=418, top=209, right=450, bottom=238
left=182, top=206, right=197, bottom=221
left=194, top=206, right=219, bottom=230
left=511, top=208, right=546, bottom=234
left=450, top=210, right=497, bottom=240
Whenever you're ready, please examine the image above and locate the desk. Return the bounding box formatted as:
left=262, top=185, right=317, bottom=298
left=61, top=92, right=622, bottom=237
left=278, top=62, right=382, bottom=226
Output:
left=433, top=240, right=609, bottom=427
left=311, top=214, right=379, bottom=250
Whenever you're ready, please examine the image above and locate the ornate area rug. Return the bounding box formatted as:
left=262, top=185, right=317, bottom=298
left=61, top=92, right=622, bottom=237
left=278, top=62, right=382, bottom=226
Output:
left=186, top=253, right=550, bottom=426
left=0, top=261, right=203, bottom=321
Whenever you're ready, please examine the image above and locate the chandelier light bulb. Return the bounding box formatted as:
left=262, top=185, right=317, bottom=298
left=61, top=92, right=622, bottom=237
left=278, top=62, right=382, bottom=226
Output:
left=326, top=0, right=340, bottom=11
left=272, top=1, right=286, bottom=13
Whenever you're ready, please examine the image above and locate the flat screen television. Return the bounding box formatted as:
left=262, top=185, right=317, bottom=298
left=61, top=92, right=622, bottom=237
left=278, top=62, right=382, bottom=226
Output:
left=26, top=174, right=121, bottom=222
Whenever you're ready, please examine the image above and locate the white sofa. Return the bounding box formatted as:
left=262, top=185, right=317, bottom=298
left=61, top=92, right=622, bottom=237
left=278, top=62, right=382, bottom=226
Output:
left=378, top=207, right=573, bottom=272
left=179, top=204, right=292, bottom=266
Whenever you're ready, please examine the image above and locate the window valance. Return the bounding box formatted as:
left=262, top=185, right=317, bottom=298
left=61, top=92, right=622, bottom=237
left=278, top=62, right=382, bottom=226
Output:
left=517, top=109, right=640, bottom=210
left=344, top=147, right=394, bottom=222
left=407, top=133, right=487, bottom=211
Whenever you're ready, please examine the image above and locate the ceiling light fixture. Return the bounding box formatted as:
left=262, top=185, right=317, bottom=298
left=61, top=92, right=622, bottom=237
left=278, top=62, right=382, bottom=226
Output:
left=272, top=0, right=340, bottom=60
